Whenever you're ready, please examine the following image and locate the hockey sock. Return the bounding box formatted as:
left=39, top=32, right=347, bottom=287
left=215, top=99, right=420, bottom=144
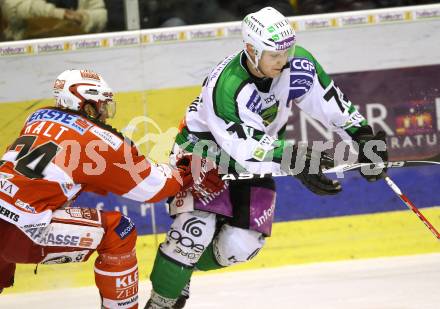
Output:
left=150, top=250, right=193, bottom=299
left=195, top=243, right=224, bottom=271
left=95, top=212, right=139, bottom=308
left=94, top=259, right=139, bottom=309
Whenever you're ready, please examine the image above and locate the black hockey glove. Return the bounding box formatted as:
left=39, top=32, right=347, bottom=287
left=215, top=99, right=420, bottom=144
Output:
left=353, top=126, right=388, bottom=182
left=290, top=146, right=342, bottom=196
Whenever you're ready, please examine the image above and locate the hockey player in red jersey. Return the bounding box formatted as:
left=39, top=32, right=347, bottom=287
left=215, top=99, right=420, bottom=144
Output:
left=0, top=69, right=224, bottom=308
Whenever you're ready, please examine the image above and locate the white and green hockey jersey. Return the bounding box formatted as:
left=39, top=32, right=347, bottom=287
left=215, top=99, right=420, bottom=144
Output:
left=175, top=45, right=368, bottom=174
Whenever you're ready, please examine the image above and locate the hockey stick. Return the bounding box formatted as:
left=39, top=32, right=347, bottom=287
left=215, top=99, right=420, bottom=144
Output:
left=220, top=159, right=440, bottom=240
left=324, top=157, right=440, bottom=174
left=324, top=152, right=440, bottom=174
left=221, top=155, right=440, bottom=180
left=383, top=174, right=440, bottom=240
left=219, top=156, right=440, bottom=240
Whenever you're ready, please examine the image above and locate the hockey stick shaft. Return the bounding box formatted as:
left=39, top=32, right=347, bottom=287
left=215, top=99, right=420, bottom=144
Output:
left=323, top=159, right=440, bottom=174
left=383, top=175, right=440, bottom=240
left=326, top=152, right=440, bottom=173
left=221, top=158, right=440, bottom=180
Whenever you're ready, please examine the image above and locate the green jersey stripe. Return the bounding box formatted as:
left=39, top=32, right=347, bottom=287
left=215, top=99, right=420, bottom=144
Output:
left=212, top=53, right=250, bottom=124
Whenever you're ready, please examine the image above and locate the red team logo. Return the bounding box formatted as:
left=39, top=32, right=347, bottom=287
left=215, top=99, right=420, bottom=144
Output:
left=53, top=79, right=65, bottom=90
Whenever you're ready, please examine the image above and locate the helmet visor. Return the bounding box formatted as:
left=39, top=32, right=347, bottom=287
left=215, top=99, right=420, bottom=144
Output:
left=98, top=99, right=116, bottom=119
left=104, top=99, right=116, bottom=119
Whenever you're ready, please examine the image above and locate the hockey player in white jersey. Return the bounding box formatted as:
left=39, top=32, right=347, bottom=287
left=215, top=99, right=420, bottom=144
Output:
left=145, top=7, right=388, bottom=308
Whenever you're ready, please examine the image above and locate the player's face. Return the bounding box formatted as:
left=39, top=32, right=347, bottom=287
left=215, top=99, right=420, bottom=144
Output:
left=259, top=50, right=289, bottom=78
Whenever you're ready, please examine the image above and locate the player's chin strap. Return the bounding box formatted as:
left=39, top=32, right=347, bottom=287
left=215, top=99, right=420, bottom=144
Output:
left=244, top=49, right=260, bottom=72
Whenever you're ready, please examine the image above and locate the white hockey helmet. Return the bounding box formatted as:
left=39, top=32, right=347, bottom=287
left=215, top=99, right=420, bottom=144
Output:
left=53, top=69, right=116, bottom=120
left=242, top=7, right=296, bottom=69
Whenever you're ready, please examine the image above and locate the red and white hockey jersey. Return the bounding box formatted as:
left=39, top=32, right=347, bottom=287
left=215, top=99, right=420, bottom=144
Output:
left=0, top=107, right=182, bottom=230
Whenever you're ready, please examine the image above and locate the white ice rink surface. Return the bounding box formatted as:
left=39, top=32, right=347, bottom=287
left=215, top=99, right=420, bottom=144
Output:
left=1, top=253, right=439, bottom=309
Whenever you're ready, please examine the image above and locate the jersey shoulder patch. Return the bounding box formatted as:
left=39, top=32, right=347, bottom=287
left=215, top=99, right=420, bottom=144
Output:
left=288, top=55, right=316, bottom=100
